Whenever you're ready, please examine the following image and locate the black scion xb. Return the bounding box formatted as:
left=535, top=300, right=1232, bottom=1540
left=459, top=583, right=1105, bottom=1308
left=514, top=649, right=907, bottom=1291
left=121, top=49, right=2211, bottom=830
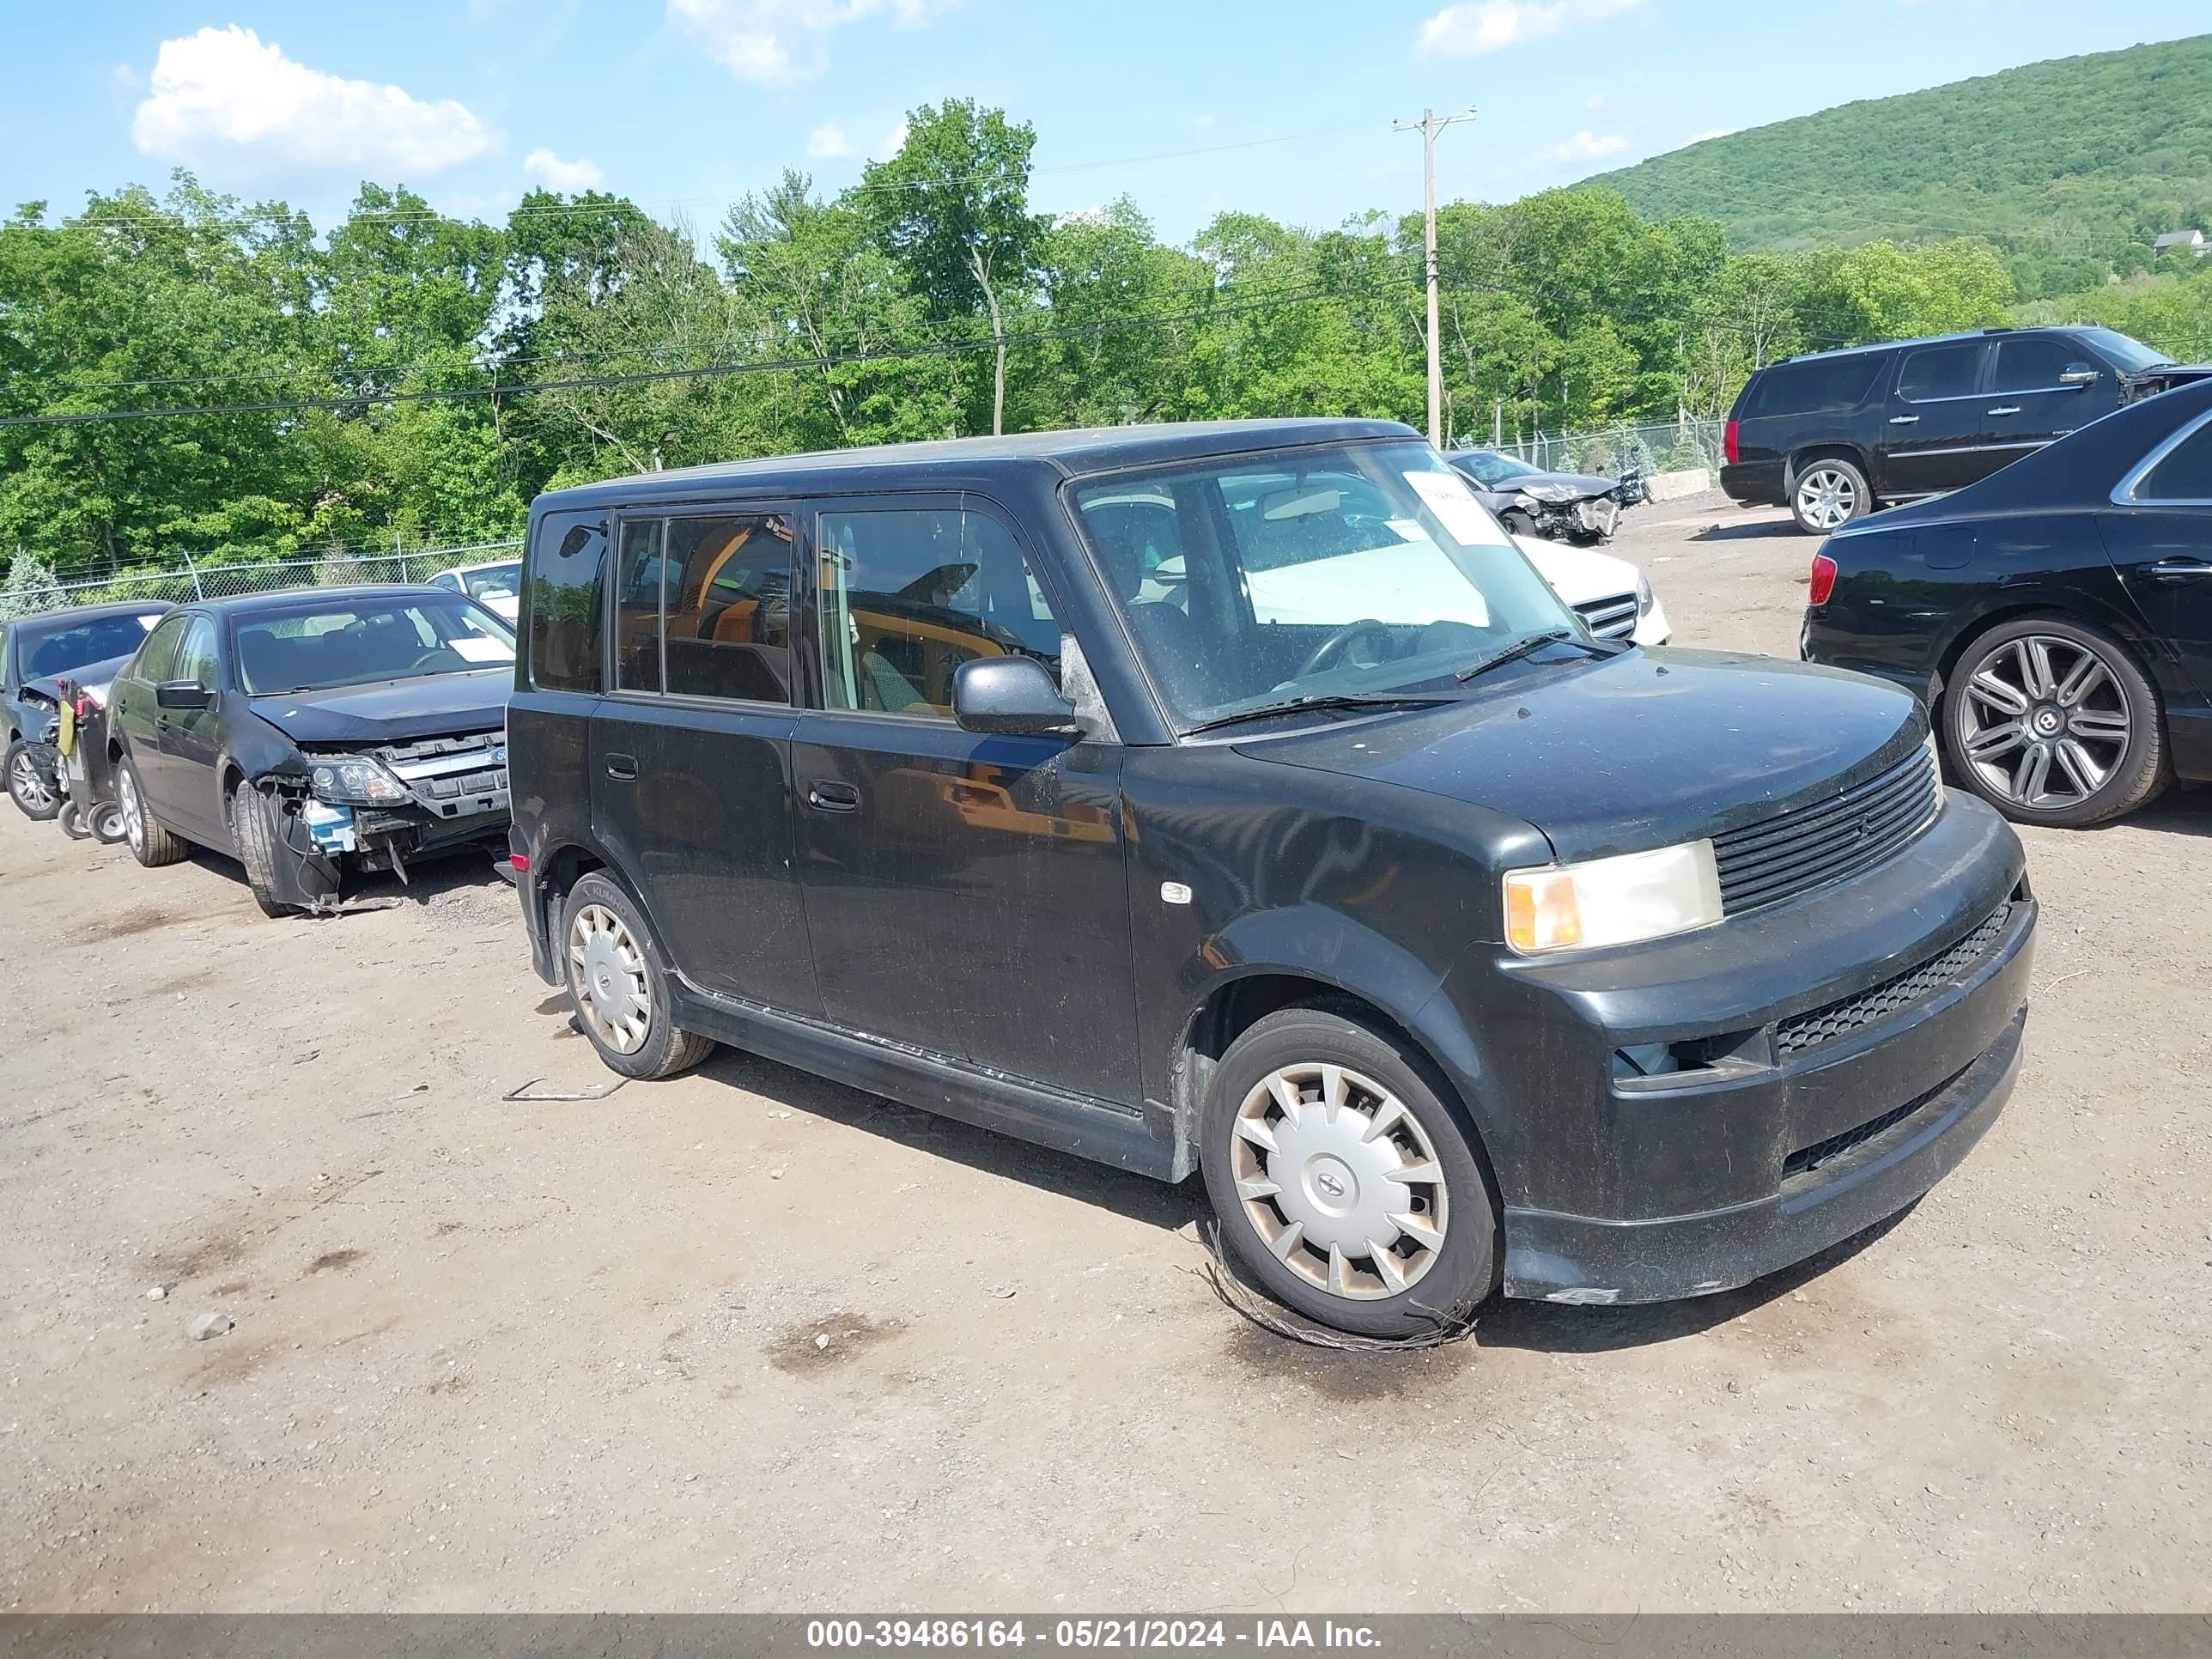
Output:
left=507, top=420, right=2034, bottom=1336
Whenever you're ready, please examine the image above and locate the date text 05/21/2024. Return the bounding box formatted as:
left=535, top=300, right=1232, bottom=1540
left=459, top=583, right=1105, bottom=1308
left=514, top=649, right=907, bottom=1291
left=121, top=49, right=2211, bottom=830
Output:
left=805, top=1620, right=1381, bottom=1650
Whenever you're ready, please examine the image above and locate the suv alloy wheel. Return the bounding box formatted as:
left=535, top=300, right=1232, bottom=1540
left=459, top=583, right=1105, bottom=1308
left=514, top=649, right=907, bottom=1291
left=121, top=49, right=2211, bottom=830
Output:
left=1791, top=458, right=1870, bottom=534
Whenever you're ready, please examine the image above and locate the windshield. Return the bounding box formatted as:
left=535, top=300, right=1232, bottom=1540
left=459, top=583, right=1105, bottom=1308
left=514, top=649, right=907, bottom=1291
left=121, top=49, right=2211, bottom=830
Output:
left=1072, top=441, right=1581, bottom=727
left=19, top=611, right=167, bottom=682
left=1453, top=450, right=1540, bottom=486
left=234, top=596, right=516, bottom=694
left=460, top=562, right=522, bottom=601
left=2080, top=328, right=2174, bottom=373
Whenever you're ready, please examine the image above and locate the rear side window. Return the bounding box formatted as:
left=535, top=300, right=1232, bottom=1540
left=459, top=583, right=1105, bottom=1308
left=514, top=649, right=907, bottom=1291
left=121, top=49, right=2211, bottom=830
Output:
left=1747, top=356, right=1884, bottom=416
left=1897, top=344, right=1982, bottom=402
left=664, top=514, right=794, bottom=703
left=2137, top=420, right=2212, bottom=502
left=134, top=615, right=191, bottom=684
left=527, top=510, right=607, bottom=694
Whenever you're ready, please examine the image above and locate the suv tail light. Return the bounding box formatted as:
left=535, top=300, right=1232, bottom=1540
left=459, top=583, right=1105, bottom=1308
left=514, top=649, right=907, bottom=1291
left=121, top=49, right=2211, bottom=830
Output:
left=1808, top=553, right=1838, bottom=607
left=1723, top=419, right=1741, bottom=466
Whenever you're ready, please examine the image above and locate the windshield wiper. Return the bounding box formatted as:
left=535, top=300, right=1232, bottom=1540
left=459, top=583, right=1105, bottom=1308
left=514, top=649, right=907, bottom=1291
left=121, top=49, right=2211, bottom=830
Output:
left=1455, top=629, right=1614, bottom=684
left=1183, top=691, right=1455, bottom=735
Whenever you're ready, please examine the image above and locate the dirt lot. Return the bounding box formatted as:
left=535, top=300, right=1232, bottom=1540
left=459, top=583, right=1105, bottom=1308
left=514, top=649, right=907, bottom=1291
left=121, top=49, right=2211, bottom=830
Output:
left=3, top=493, right=2207, bottom=1613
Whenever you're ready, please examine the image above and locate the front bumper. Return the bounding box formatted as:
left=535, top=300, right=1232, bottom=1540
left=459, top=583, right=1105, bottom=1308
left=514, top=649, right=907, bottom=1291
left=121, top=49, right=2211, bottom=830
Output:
left=1449, top=793, right=2034, bottom=1304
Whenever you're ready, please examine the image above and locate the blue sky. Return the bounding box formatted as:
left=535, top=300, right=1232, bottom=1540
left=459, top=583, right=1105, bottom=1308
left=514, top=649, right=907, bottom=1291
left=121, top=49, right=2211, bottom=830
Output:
left=3, top=3, right=2206, bottom=244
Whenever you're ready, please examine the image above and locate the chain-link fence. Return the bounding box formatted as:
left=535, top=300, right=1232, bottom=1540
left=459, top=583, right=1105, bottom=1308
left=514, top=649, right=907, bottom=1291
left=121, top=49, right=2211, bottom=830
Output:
left=1, top=540, right=524, bottom=619
left=1465, top=417, right=1726, bottom=480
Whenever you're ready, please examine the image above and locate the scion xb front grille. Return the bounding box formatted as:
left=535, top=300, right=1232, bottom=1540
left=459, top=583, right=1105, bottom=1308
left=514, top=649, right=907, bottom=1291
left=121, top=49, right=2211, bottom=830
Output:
left=1573, top=592, right=1639, bottom=640
left=1775, top=901, right=2014, bottom=1058
left=1711, top=741, right=1941, bottom=915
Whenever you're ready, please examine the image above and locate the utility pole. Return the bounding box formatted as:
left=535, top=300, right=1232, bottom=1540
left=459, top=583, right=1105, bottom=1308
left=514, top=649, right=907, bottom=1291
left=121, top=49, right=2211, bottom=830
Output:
left=1395, top=106, right=1476, bottom=448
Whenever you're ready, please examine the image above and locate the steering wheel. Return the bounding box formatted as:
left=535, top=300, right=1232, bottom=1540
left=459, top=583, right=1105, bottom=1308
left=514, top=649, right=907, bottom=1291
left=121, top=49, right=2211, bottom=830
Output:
left=1296, top=619, right=1395, bottom=679
left=408, top=649, right=452, bottom=671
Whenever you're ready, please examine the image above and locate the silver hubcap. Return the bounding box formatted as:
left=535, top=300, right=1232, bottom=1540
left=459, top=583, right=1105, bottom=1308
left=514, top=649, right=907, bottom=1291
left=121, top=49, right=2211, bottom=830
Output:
left=10, top=749, right=53, bottom=811
left=568, top=903, right=650, bottom=1054
left=1229, top=1062, right=1449, bottom=1301
left=1960, top=635, right=2130, bottom=809
left=1797, top=467, right=1857, bottom=531
left=120, top=769, right=144, bottom=850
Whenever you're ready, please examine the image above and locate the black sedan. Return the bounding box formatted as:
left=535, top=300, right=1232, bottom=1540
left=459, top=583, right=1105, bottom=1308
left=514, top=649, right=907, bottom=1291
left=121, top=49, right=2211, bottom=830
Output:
left=1448, top=447, right=1646, bottom=544
left=106, top=586, right=515, bottom=916
left=1803, top=375, right=2212, bottom=828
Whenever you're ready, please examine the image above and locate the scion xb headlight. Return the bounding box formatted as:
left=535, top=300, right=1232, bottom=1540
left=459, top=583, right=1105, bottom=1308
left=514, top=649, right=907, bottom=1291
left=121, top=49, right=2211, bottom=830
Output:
left=310, top=757, right=409, bottom=805
left=1504, top=841, right=1725, bottom=955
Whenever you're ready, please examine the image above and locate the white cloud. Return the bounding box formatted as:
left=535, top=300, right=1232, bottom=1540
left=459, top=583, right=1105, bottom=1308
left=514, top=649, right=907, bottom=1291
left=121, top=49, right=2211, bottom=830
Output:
left=668, top=0, right=949, bottom=86
left=112, top=62, right=141, bottom=89
left=523, top=147, right=604, bottom=191
left=1193, top=113, right=1216, bottom=130
left=1417, top=0, right=1643, bottom=58
left=1582, top=90, right=1606, bottom=110
left=1553, top=130, right=1628, bottom=162
left=872, top=118, right=909, bottom=158
left=805, top=122, right=856, bottom=159
left=131, top=26, right=499, bottom=180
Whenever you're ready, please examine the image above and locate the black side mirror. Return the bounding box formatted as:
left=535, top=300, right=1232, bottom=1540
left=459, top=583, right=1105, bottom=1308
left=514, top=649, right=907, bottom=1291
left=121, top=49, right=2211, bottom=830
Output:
left=951, top=656, right=1079, bottom=738
left=155, top=680, right=212, bottom=711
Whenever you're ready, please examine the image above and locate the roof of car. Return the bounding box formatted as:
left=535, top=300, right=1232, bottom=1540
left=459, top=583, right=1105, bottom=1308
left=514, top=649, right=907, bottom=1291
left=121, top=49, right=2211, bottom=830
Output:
left=6, top=598, right=173, bottom=629
left=1767, top=326, right=2059, bottom=368
left=535, top=418, right=1422, bottom=512
left=185, top=584, right=458, bottom=618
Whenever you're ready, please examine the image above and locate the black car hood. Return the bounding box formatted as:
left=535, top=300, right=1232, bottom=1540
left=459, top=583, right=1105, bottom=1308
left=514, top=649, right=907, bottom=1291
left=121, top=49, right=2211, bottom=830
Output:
left=1492, top=470, right=1623, bottom=498
left=1237, top=648, right=1925, bottom=862
left=246, top=669, right=509, bottom=746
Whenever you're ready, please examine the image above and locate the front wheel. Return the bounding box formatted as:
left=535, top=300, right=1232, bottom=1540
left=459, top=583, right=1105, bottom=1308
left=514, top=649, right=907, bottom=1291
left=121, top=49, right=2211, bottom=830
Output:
left=560, top=872, right=715, bottom=1080
left=6, top=739, right=61, bottom=821
left=232, top=776, right=335, bottom=918
left=1942, top=616, right=2168, bottom=828
left=1200, top=1004, right=1497, bottom=1338
left=1790, top=457, right=1870, bottom=534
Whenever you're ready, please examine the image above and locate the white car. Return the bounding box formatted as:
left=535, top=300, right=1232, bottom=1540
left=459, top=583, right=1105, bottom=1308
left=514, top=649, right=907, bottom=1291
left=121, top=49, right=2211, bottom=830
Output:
left=1514, top=535, right=1670, bottom=647
left=427, top=557, right=524, bottom=623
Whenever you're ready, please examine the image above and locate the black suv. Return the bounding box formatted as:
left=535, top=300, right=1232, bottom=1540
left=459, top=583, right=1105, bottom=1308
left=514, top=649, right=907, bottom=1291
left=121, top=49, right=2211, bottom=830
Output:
left=1723, top=325, right=2209, bottom=534
left=508, top=420, right=2035, bottom=1336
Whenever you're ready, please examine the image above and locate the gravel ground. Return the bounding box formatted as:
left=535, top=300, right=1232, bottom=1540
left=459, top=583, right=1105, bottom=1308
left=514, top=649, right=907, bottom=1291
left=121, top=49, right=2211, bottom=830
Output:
left=3, top=492, right=2206, bottom=1613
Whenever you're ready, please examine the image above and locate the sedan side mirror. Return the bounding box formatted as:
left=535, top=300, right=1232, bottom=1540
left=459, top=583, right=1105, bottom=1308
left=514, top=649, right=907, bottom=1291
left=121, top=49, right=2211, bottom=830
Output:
left=952, top=656, right=1079, bottom=738
left=155, top=680, right=212, bottom=711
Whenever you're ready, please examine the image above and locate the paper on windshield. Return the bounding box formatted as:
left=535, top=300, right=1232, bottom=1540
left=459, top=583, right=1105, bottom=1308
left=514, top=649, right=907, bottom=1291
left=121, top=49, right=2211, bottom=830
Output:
left=449, top=635, right=514, bottom=664
left=1403, top=468, right=1511, bottom=548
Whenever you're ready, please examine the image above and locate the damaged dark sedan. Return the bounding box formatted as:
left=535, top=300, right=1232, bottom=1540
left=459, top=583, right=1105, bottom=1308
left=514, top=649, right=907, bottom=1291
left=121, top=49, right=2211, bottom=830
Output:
left=106, top=586, right=514, bottom=916
left=1449, top=447, right=1647, bottom=544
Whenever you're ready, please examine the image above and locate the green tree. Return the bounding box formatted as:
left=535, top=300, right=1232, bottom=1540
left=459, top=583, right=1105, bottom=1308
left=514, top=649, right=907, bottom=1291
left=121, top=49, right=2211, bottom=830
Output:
left=859, top=100, right=1046, bottom=435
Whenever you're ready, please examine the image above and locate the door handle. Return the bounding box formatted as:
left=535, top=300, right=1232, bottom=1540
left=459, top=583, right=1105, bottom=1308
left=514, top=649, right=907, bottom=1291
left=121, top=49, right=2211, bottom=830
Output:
left=2148, top=559, right=2212, bottom=579
left=604, top=752, right=639, bottom=781
left=1888, top=415, right=1920, bottom=425
left=1987, top=406, right=2022, bottom=416
left=806, top=780, right=860, bottom=812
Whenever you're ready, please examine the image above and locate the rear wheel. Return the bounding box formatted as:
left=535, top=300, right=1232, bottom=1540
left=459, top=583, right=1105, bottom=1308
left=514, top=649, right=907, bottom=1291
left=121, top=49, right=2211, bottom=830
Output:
left=118, top=757, right=189, bottom=867
left=1790, top=457, right=1870, bottom=534
left=1200, top=1004, right=1497, bottom=1338
left=6, top=739, right=60, bottom=821
left=560, top=872, right=714, bottom=1080
left=1942, top=616, right=2167, bottom=828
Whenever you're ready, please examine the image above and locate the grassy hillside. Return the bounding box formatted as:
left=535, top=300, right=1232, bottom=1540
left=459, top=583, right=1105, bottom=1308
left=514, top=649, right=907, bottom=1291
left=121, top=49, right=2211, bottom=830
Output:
left=1593, top=33, right=2212, bottom=299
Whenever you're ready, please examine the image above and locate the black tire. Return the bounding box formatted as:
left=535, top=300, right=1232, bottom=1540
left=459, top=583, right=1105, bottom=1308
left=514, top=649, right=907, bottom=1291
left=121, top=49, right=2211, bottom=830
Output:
left=6, top=739, right=61, bottom=821
left=1941, top=615, right=2169, bottom=829
left=1199, top=1001, right=1498, bottom=1338
left=558, top=872, right=714, bottom=1080
left=232, top=776, right=336, bottom=918
left=58, top=801, right=89, bottom=840
left=90, top=802, right=128, bottom=845
left=118, top=755, right=190, bottom=867
left=1790, top=455, right=1871, bottom=535
left=1498, top=507, right=1540, bottom=540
